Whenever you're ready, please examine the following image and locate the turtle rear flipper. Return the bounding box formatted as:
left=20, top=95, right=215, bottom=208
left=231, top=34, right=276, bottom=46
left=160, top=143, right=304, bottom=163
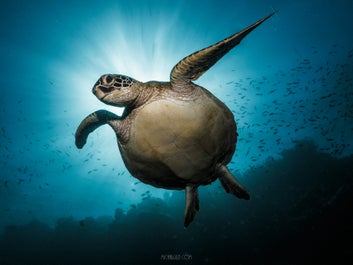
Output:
left=170, top=12, right=275, bottom=90
left=184, top=185, right=200, bottom=227
left=217, top=165, right=250, bottom=200
left=75, top=110, right=122, bottom=148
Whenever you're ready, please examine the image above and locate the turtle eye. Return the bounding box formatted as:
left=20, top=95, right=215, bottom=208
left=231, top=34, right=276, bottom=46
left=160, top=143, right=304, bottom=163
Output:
left=104, top=75, right=113, bottom=84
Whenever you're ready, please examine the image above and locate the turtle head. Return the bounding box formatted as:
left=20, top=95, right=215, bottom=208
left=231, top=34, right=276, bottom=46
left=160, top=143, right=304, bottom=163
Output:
left=92, top=74, right=140, bottom=107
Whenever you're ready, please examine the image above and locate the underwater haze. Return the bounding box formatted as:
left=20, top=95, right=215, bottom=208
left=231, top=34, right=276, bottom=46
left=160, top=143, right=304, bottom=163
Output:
left=1, top=0, right=353, bottom=264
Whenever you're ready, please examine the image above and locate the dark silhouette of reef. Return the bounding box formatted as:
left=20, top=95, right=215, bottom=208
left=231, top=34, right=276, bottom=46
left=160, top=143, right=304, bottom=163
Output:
left=1, top=140, right=352, bottom=265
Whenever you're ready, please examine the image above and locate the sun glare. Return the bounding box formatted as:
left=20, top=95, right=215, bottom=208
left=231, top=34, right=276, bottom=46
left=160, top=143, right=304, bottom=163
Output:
left=47, top=6, right=193, bottom=207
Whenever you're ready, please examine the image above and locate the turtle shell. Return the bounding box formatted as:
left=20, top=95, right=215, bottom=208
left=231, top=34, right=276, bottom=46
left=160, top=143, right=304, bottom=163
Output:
left=118, top=85, right=237, bottom=189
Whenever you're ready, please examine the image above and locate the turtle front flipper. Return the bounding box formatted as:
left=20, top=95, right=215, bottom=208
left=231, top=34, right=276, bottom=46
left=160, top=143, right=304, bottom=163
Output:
left=75, top=109, right=122, bottom=148
left=216, top=165, right=250, bottom=200
left=170, top=12, right=275, bottom=90
left=184, top=185, right=200, bottom=227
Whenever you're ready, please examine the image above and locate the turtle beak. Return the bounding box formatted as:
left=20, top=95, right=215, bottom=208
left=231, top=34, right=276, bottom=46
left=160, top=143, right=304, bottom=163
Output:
left=92, top=78, right=101, bottom=95
left=92, top=85, right=112, bottom=102
left=92, top=85, right=103, bottom=100
left=92, top=85, right=97, bottom=95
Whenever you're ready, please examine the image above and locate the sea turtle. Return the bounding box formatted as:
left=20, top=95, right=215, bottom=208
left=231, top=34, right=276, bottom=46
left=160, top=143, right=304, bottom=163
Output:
left=75, top=13, right=274, bottom=227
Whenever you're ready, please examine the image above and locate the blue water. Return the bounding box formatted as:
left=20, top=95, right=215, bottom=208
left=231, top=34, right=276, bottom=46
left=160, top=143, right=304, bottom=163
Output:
left=1, top=0, right=353, bottom=264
